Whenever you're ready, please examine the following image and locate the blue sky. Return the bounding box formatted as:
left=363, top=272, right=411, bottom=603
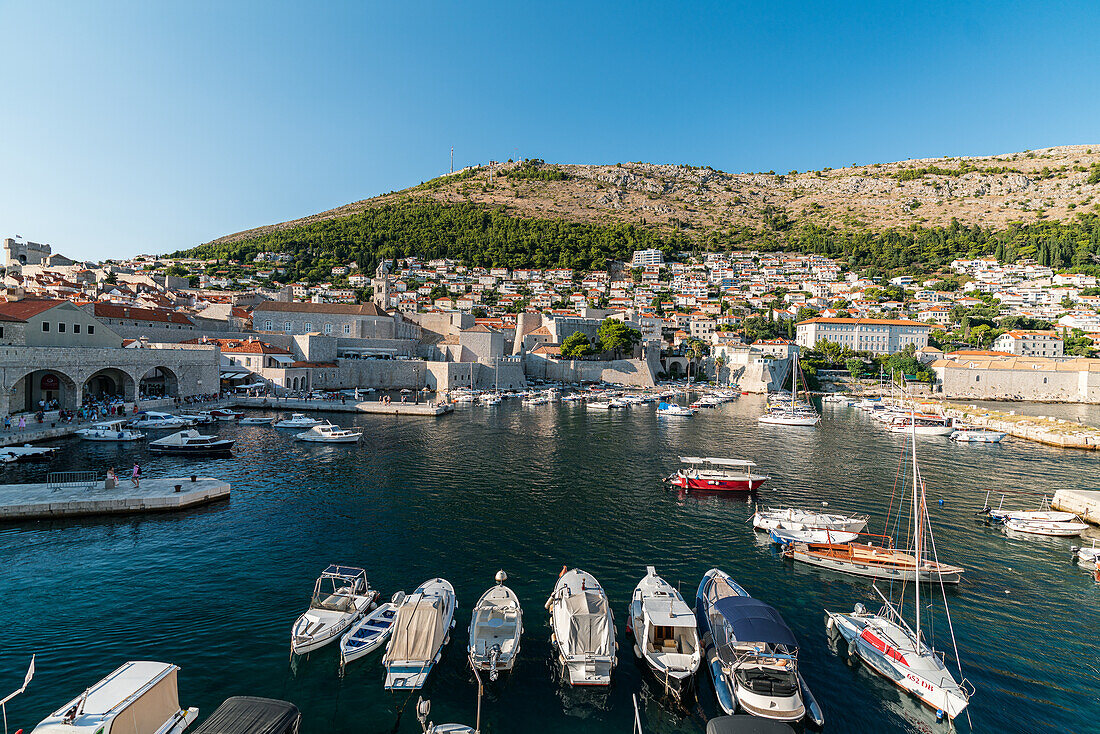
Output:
left=2, top=1, right=1098, bottom=261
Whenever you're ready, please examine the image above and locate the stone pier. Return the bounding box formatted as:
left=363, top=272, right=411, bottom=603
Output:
left=0, top=476, right=230, bottom=520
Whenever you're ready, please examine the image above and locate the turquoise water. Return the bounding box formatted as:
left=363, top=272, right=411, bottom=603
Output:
left=1, top=397, right=1098, bottom=733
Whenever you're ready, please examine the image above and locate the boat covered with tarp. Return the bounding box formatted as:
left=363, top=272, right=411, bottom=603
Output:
left=191, top=697, right=301, bottom=734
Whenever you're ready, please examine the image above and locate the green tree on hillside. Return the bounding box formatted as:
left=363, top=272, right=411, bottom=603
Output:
left=561, top=331, right=593, bottom=358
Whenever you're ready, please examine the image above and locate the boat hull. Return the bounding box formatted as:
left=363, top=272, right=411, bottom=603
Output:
left=787, top=544, right=964, bottom=584
left=149, top=441, right=234, bottom=455
left=670, top=475, right=768, bottom=492
left=758, top=414, right=820, bottom=426
left=951, top=430, right=1006, bottom=443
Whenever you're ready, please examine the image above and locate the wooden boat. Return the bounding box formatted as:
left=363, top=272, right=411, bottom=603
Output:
left=784, top=541, right=965, bottom=584
left=340, top=591, right=405, bottom=669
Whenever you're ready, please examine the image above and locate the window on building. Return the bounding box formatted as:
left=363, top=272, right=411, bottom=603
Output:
left=343, top=324, right=351, bottom=335
left=324, top=323, right=333, bottom=335
left=42, top=322, right=49, bottom=332
left=284, top=321, right=292, bottom=333
left=976, top=375, right=980, bottom=382
left=264, top=319, right=273, bottom=331
left=304, top=322, right=313, bottom=332
left=58, top=323, right=66, bottom=333
left=88, top=325, right=94, bottom=335
left=73, top=324, right=80, bottom=334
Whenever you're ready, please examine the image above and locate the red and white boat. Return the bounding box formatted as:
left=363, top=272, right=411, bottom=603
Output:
left=210, top=409, right=244, bottom=421
left=667, top=457, right=769, bottom=492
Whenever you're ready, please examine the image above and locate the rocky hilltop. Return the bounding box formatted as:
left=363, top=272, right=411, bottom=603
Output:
left=206, top=145, right=1100, bottom=246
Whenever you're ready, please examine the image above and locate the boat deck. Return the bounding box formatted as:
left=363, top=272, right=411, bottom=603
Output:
left=0, top=476, right=230, bottom=521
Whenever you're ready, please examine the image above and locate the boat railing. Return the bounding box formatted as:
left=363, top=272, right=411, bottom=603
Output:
left=47, top=471, right=98, bottom=490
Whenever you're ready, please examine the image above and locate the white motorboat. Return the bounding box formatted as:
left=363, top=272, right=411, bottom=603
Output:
left=452, top=391, right=477, bottom=404
left=273, top=414, right=323, bottom=429
left=656, top=402, right=695, bottom=417
left=129, top=411, right=193, bottom=430
left=149, top=430, right=234, bottom=455
left=31, top=660, right=198, bottom=734
left=291, top=565, right=378, bottom=655
left=628, top=566, right=701, bottom=699
left=546, top=567, right=617, bottom=686
left=825, top=398, right=974, bottom=722
left=480, top=393, right=502, bottom=406
left=210, top=409, right=243, bottom=421
left=76, top=420, right=146, bottom=442
left=415, top=699, right=474, bottom=734
left=950, top=428, right=1007, bottom=443
left=340, top=591, right=405, bottom=669
left=696, top=568, right=823, bottom=726
left=886, top=414, right=955, bottom=436
left=822, top=393, right=851, bottom=404
left=768, top=527, right=859, bottom=545
left=586, top=400, right=613, bottom=411
left=752, top=507, right=869, bottom=534
left=383, top=578, right=457, bottom=690
left=295, top=422, right=362, bottom=443
left=178, top=412, right=218, bottom=425
left=1072, top=542, right=1100, bottom=569
left=468, top=571, right=523, bottom=681
left=1004, top=518, right=1088, bottom=536
left=239, top=416, right=275, bottom=425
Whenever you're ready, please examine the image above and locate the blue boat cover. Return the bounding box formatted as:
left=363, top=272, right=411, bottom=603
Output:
left=713, top=596, right=798, bottom=649
left=658, top=402, right=670, bottom=409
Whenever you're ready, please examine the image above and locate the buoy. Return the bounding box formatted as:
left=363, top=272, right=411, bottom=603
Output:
left=495, top=570, right=507, bottom=585
left=938, top=499, right=944, bottom=505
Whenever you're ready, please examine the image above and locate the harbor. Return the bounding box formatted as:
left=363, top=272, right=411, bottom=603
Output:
left=0, top=393, right=1096, bottom=734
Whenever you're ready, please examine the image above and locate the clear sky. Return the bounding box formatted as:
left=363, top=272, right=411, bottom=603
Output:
left=2, top=1, right=1098, bottom=261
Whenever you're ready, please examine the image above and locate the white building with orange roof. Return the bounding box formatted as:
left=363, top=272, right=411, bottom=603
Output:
left=796, top=317, right=931, bottom=356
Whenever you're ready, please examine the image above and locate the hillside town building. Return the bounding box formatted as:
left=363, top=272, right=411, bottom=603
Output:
left=795, top=317, right=931, bottom=356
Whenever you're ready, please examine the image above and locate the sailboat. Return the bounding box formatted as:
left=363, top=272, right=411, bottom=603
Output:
left=824, top=402, right=974, bottom=722
left=758, top=356, right=820, bottom=426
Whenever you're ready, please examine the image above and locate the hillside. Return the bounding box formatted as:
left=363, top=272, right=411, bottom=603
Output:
left=182, top=145, right=1100, bottom=277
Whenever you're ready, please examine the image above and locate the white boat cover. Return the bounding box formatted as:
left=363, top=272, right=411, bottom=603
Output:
left=566, top=591, right=612, bottom=655
left=384, top=597, right=444, bottom=663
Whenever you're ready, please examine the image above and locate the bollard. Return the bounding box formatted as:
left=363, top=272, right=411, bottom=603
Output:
left=174, top=484, right=182, bottom=492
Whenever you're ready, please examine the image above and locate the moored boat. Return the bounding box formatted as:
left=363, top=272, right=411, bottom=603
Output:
left=128, top=411, right=193, bottom=430
left=628, top=566, right=701, bottom=699
left=383, top=578, right=457, bottom=690
left=752, top=507, right=868, bottom=534
left=695, top=568, right=823, bottom=726
left=783, top=541, right=965, bottom=584
left=1003, top=517, right=1088, bottom=536
left=885, top=413, right=955, bottom=436
left=76, top=420, right=146, bottom=442
left=950, top=428, right=1006, bottom=443
left=668, top=457, right=769, bottom=492
left=148, top=430, right=234, bottom=455
left=31, top=660, right=198, bottom=734
left=339, top=591, right=405, bottom=670
left=291, top=565, right=378, bottom=654
left=273, top=413, right=323, bottom=429
left=546, top=567, right=617, bottom=686
left=656, top=402, right=696, bottom=416
left=294, top=422, right=362, bottom=443
left=468, top=571, right=523, bottom=681
left=768, top=527, right=859, bottom=545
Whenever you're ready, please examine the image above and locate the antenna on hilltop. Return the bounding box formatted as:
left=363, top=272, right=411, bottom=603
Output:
left=451, top=146, right=454, bottom=173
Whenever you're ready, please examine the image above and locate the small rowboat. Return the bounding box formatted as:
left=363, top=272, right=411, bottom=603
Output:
left=339, top=591, right=405, bottom=670
left=1004, top=518, right=1088, bottom=537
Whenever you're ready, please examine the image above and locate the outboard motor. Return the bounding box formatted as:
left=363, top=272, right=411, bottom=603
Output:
left=487, top=644, right=502, bottom=681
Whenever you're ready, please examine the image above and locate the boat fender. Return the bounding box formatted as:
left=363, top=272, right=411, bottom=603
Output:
left=633, top=644, right=642, bottom=658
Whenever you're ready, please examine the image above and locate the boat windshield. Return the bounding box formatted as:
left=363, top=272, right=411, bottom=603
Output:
left=734, top=665, right=798, bottom=697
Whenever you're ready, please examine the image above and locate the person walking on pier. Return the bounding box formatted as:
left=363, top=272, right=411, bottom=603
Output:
left=131, top=462, right=141, bottom=488
left=17, top=415, right=25, bottom=431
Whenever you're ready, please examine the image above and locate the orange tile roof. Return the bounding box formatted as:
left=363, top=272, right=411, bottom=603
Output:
left=797, top=317, right=928, bottom=327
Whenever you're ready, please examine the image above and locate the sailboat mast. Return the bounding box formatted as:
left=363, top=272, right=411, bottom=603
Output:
left=791, top=351, right=797, bottom=409
left=910, top=398, right=922, bottom=652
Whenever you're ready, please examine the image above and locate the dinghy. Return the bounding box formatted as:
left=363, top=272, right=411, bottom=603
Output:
left=627, top=566, right=701, bottom=699
left=546, top=567, right=617, bottom=686
left=291, top=566, right=377, bottom=654
left=383, top=578, right=457, bottom=690
left=1073, top=542, right=1100, bottom=569
left=468, top=571, right=523, bottom=681
left=695, top=568, right=823, bottom=726
left=339, top=591, right=405, bottom=670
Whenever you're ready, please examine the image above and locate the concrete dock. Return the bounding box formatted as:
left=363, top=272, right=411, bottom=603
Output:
left=943, top=403, right=1100, bottom=450
left=1052, top=489, right=1100, bottom=526
left=0, top=476, right=230, bottom=521
left=231, top=396, right=453, bottom=416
